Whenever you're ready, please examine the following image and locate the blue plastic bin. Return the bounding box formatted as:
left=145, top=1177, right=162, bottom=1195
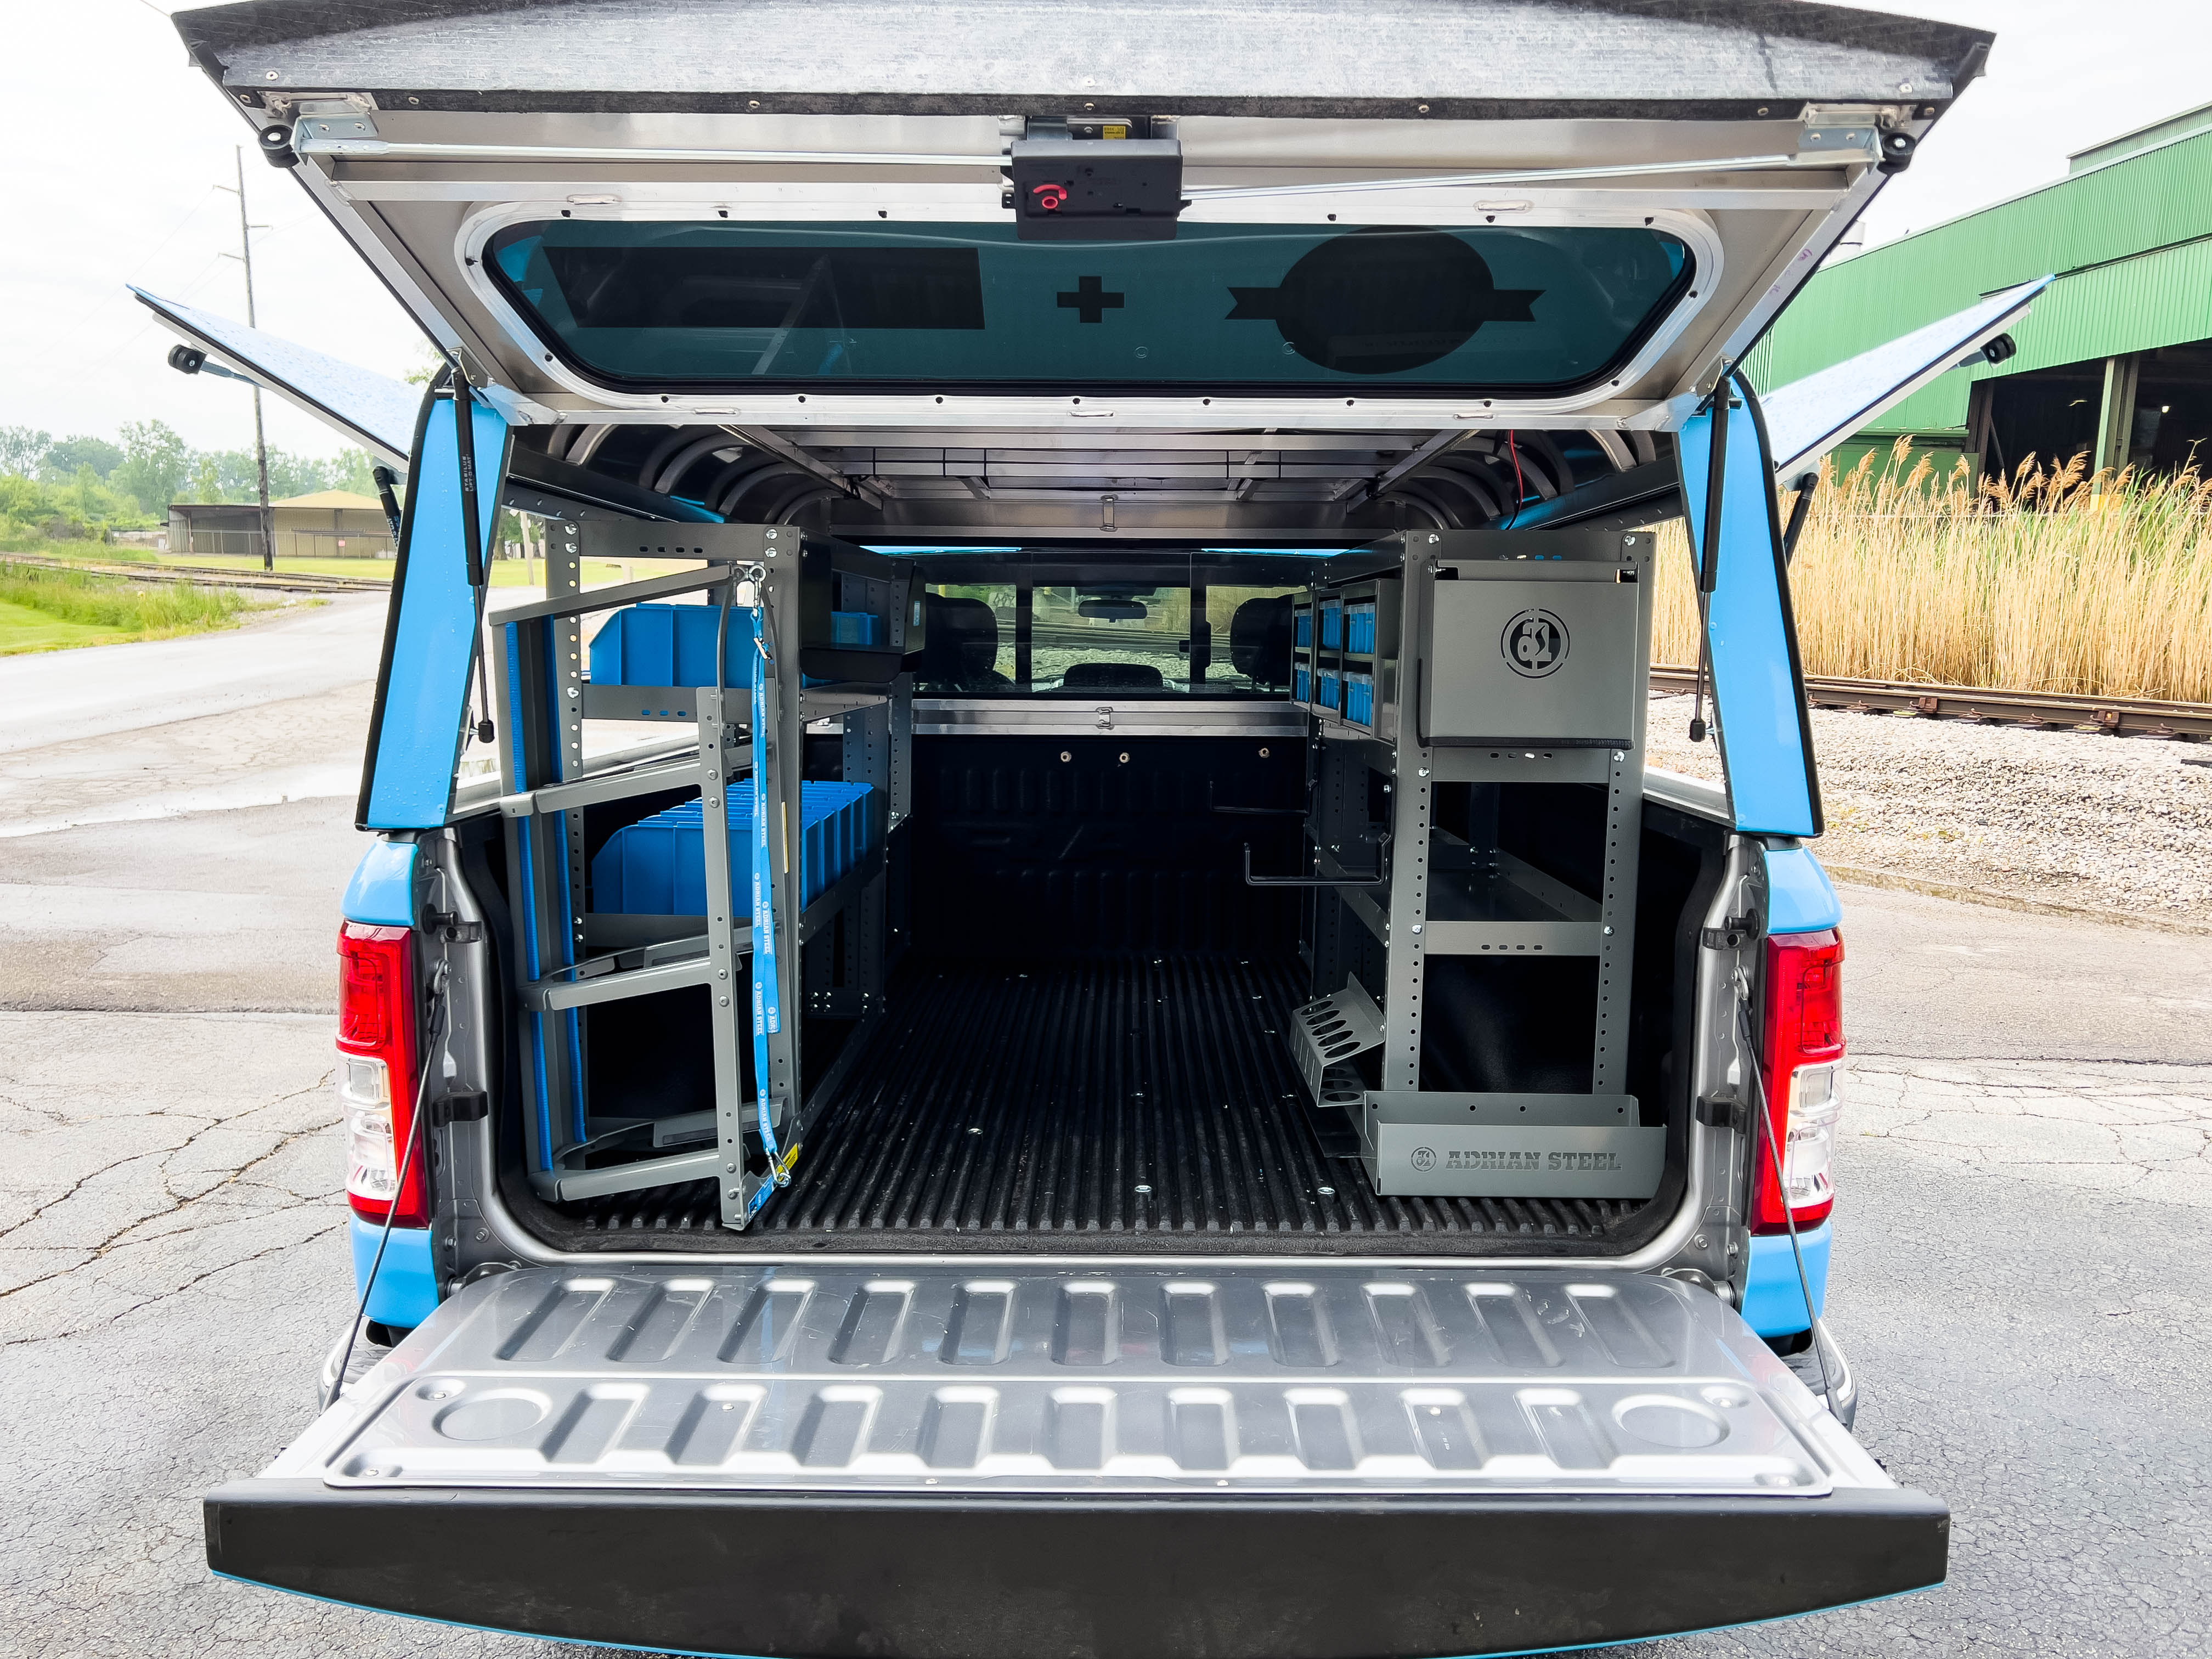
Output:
left=1345, top=669, right=1374, bottom=726
left=1346, top=600, right=1376, bottom=656
left=1293, top=663, right=1310, bottom=703
left=1319, top=598, right=1343, bottom=649
left=1294, top=607, right=1313, bottom=648
left=831, top=611, right=883, bottom=647
left=589, top=603, right=751, bottom=688
left=1316, top=667, right=1341, bottom=714
left=592, top=782, right=876, bottom=915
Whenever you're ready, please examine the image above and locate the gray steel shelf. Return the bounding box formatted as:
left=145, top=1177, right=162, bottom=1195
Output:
left=494, top=521, right=907, bottom=1227
left=1294, top=531, right=1654, bottom=1198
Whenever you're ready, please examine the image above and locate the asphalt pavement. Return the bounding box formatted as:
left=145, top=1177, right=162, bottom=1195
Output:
left=0, top=599, right=2206, bottom=1657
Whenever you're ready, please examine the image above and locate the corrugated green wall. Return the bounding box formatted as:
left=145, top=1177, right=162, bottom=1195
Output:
left=1751, top=123, right=2212, bottom=438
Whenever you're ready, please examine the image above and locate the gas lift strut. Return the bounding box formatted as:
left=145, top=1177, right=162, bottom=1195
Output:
left=286, top=115, right=1885, bottom=199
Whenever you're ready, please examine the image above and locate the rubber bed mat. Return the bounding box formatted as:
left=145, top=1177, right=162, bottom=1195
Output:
left=550, top=954, right=1666, bottom=1255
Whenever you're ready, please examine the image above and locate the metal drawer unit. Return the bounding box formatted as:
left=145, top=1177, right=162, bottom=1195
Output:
left=489, top=523, right=912, bottom=1226
left=1287, top=531, right=1659, bottom=1199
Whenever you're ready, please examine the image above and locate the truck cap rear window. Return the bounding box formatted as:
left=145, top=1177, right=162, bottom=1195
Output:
left=486, top=220, right=1691, bottom=395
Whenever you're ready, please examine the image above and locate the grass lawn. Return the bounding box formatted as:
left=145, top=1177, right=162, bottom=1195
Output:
left=0, top=597, right=136, bottom=654
left=0, top=558, right=275, bottom=654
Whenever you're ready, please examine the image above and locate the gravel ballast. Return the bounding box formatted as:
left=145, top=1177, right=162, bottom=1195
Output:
left=1644, top=695, right=2212, bottom=926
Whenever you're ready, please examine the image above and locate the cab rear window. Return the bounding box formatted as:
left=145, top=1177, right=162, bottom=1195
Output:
left=487, top=220, right=1691, bottom=395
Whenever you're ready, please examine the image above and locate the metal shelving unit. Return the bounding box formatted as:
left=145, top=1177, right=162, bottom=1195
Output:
left=490, top=521, right=911, bottom=1226
left=1284, top=529, right=1663, bottom=1199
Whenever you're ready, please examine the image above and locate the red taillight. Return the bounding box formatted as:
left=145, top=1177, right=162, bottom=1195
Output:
left=1753, top=928, right=1844, bottom=1234
left=337, top=922, right=427, bottom=1228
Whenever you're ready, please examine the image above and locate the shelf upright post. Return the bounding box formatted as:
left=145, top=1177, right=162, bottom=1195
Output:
left=715, top=528, right=806, bottom=1230
left=885, top=670, right=913, bottom=979
left=1380, top=537, right=1435, bottom=1094
left=817, top=669, right=906, bottom=1030
left=549, top=521, right=590, bottom=1073
left=698, top=663, right=761, bottom=1226
left=499, top=515, right=588, bottom=1194
left=1591, top=529, right=1656, bottom=1093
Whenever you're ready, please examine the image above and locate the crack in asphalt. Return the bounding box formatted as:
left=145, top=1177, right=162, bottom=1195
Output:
left=0, top=1212, right=348, bottom=1352
left=0, top=1073, right=337, bottom=1310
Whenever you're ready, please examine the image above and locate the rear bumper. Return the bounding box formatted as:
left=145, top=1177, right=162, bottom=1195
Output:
left=207, top=1481, right=1948, bottom=1658
left=347, top=1218, right=438, bottom=1329
left=1743, top=1221, right=1832, bottom=1336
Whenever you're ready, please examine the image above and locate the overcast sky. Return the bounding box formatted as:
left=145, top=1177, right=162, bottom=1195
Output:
left=1, top=0, right=2207, bottom=459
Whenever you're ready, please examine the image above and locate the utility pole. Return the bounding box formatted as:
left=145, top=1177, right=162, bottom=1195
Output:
left=218, top=149, right=275, bottom=570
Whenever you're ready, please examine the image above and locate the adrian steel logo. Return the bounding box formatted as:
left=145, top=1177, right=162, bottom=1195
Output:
left=1410, top=1146, right=1437, bottom=1172
left=1502, top=608, right=1568, bottom=678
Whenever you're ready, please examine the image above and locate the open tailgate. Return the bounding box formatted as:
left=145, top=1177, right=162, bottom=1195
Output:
left=211, top=1262, right=1944, bottom=1657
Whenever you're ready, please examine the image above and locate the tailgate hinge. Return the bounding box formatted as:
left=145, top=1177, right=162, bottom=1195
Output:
left=1700, top=914, right=1759, bottom=951
left=1696, top=1088, right=1746, bottom=1131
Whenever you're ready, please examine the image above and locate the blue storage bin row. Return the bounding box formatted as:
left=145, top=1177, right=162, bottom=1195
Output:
left=1292, top=663, right=1310, bottom=703
left=1293, top=607, right=1313, bottom=648
left=1345, top=599, right=1377, bottom=656
left=589, top=602, right=884, bottom=687
left=1345, top=668, right=1375, bottom=726
left=590, top=602, right=748, bottom=687
left=1314, top=666, right=1341, bottom=714
left=1319, top=597, right=1343, bottom=649
left=591, top=781, right=876, bottom=915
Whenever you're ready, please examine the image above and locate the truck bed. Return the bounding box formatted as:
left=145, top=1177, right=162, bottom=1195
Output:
left=521, top=953, right=1670, bottom=1256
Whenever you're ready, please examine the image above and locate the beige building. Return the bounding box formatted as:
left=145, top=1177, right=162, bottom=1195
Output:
left=167, top=489, right=397, bottom=561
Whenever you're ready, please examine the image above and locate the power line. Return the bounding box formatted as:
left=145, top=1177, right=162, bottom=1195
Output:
left=21, top=185, right=224, bottom=368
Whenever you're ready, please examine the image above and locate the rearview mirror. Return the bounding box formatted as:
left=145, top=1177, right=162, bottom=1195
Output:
left=1079, top=599, right=1148, bottom=620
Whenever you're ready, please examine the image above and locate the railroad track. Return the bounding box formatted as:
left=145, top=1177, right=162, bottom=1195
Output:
left=1649, top=665, right=2212, bottom=741
left=4, top=554, right=390, bottom=595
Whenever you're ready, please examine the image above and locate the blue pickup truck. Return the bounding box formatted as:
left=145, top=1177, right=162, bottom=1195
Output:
left=145, top=2, right=2047, bottom=1653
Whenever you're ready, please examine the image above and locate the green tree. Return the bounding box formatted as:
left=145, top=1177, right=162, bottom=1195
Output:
left=326, top=447, right=379, bottom=495
left=114, top=420, right=192, bottom=517
left=0, top=426, right=52, bottom=478
left=0, top=473, right=48, bottom=526
left=200, top=448, right=262, bottom=501
left=189, top=455, right=221, bottom=503
left=67, top=463, right=134, bottom=524
left=265, top=448, right=333, bottom=498
left=41, top=435, right=125, bottom=482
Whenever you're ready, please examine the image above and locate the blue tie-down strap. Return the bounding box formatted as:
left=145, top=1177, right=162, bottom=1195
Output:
left=1676, top=373, right=1822, bottom=838
left=747, top=603, right=787, bottom=1205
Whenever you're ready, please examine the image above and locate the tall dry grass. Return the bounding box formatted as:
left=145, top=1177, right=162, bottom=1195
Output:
left=1651, top=440, right=2212, bottom=703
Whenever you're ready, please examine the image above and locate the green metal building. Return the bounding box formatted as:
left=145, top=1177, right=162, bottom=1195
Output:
left=1749, top=100, right=2212, bottom=483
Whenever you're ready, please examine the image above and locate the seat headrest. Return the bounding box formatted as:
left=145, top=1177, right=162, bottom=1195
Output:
left=1061, top=662, right=1165, bottom=690
left=1228, top=594, right=1294, bottom=687
left=919, top=592, right=1004, bottom=688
